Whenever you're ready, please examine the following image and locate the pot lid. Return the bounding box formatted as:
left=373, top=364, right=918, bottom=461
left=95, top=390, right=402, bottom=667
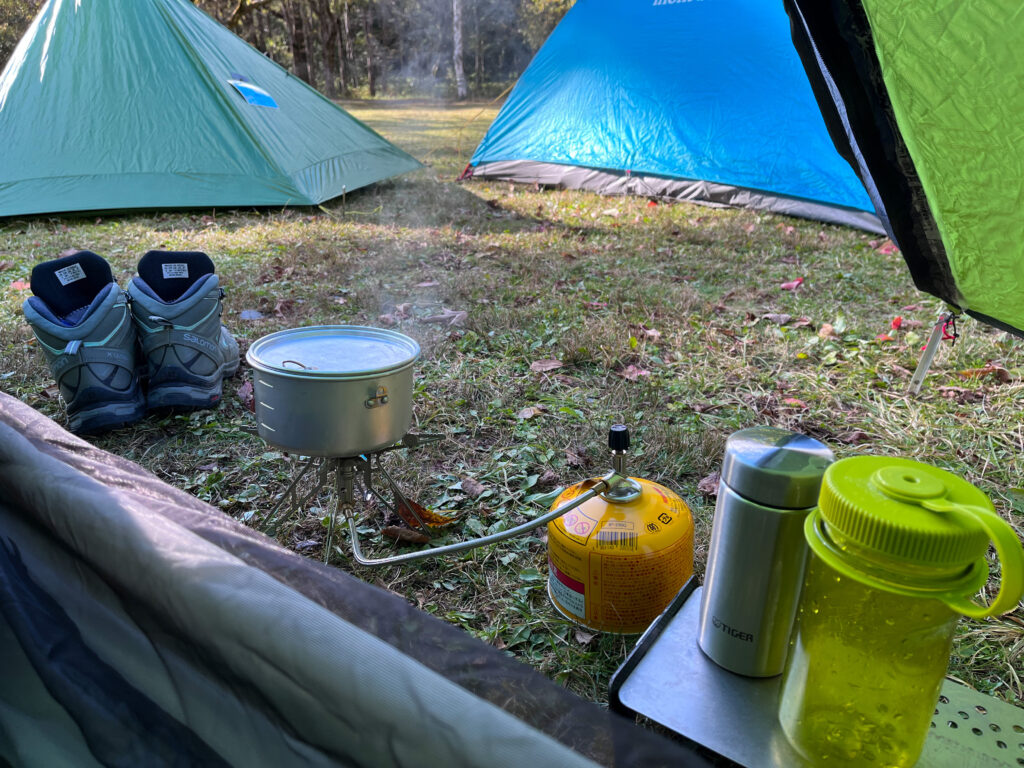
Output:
left=246, top=325, right=420, bottom=378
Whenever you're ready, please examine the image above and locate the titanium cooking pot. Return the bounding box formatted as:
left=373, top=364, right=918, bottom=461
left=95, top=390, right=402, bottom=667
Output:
left=246, top=325, right=420, bottom=457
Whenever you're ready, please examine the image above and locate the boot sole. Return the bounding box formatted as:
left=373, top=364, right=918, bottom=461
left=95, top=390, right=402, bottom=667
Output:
left=145, top=360, right=236, bottom=411
left=70, top=392, right=146, bottom=435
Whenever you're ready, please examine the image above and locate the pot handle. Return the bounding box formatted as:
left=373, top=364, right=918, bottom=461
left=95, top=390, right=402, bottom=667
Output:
left=924, top=499, right=1024, bottom=618
left=281, top=359, right=312, bottom=370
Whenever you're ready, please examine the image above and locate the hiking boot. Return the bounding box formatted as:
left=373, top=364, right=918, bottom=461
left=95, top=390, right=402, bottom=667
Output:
left=126, top=250, right=239, bottom=410
left=22, top=251, right=145, bottom=434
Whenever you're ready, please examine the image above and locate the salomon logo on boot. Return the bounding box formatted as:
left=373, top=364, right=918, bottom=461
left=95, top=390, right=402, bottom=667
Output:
left=126, top=250, right=239, bottom=411
left=22, top=251, right=145, bottom=434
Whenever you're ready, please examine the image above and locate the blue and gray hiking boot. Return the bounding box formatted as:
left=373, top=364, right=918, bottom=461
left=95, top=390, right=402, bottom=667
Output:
left=22, top=251, right=145, bottom=434
left=126, top=250, right=239, bottom=411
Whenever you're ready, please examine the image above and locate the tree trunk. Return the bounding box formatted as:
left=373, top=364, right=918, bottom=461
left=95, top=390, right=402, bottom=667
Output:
left=336, top=5, right=349, bottom=96
left=452, top=0, right=467, bottom=99
left=363, top=2, right=376, bottom=97
left=284, top=1, right=311, bottom=84
left=317, top=0, right=339, bottom=97
left=473, top=0, right=482, bottom=94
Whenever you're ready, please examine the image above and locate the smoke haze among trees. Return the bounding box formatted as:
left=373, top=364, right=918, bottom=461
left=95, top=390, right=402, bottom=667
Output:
left=0, top=0, right=574, bottom=98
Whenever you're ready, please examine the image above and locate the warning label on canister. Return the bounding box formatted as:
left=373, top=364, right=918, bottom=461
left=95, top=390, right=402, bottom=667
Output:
left=547, top=477, right=694, bottom=633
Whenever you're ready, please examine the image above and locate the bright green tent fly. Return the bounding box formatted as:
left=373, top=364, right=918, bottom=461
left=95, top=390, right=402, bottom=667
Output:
left=784, top=0, right=1024, bottom=337
left=0, top=0, right=421, bottom=217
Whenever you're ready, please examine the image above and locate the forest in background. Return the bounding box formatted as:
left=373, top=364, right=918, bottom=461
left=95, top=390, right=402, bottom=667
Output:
left=0, top=0, right=573, bottom=98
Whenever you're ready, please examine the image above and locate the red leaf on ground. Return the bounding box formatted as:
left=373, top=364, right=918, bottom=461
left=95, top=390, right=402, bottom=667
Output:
left=583, top=300, right=608, bottom=310
left=876, top=333, right=894, bottom=341
left=9, top=280, right=30, bottom=291
left=236, top=380, right=255, bottom=412
left=876, top=240, right=899, bottom=254
left=782, top=397, right=808, bottom=409
left=780, top=277, right=804, bottom=291
left=891, top=316, right=903, bottom=331
left=646, top=200, right=658, bottom=208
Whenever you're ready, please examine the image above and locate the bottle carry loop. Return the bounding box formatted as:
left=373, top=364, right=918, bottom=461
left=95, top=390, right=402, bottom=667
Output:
left=920, top=499, right=1024, bottom=618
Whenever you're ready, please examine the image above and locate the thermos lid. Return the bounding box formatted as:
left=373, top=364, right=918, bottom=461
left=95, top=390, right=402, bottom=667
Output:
left=721, top=426, right=833, bottom=509
left=818, top=456, right=992, bottom=569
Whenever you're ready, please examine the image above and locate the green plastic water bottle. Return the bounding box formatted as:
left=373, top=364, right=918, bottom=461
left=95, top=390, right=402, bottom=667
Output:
left=778, top=456, right=1024, bottom=767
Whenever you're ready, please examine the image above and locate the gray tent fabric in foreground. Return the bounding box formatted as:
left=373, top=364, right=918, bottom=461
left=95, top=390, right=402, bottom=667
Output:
left=0, top=392, right=712, bottom=767
left=0, top=0, right=420, bottom=218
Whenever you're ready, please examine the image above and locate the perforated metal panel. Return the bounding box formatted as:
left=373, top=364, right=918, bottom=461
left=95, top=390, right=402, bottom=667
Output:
left=610, top=582, right=1024, bottom=767
left=930, top=685, right=1024, bottom=766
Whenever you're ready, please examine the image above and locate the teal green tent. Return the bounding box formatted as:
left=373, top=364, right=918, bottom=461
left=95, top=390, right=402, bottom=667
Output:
left=0, top=0, right=420, bottom=217
left=784, top=0, right=1024, bottom=337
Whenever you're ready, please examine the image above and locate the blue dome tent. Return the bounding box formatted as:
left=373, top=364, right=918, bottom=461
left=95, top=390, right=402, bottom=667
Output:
left=466, top=0, right=882, bottom=233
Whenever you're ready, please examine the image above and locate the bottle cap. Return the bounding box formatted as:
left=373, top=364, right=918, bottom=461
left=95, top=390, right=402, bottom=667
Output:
left=819, top=456, right=990, bottom=569
left=720, top=426, right=834, bottom=509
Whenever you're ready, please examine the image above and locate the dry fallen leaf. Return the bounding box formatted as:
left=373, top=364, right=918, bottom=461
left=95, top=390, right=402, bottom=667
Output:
left=782, top=397, right=809, bottom=409
left=421, top=307, right=467, bottom=327
left=382, top=526, right=431, bottom=545
left=530, top=358, right=564, bottom=373
left=565, top=447, right=586, bottom=467
left=40, top=384, right=60, bottom=400
left=273, top=298, right=294, bottom=318
left=236, top=380, right=255, bottom=412
left=574, top=629, right=596, bottom=645
left=640, top=326, right=662, bottom=342
left=818, top=323, right=836, bottom=339
left=601, top=208, right=621, bottom=217
left=958, top=365, right=1012, bottom=383
left=838, top=431, right=870, bottom=445
left=697, top=472, right=720, bottom=496
left=537, top=469, right=560, bottom=488
left=517, top=405, right=547, bottom=420
left=616, top=365, right=651, bottom=381
left=763, top=313, right=793, bottom=326
left=460, top=477, right=487, bottom=498
left=394, top=498, right=456, bottom=529
left=0, top=260, right=13, bottom=271
left=377, top=313, right=397, bottom=326
left=416, top=281, right=439, bottom=288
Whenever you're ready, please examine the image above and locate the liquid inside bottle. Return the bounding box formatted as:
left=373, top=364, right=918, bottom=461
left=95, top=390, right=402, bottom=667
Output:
left=778, top=553, right=958, bottom=767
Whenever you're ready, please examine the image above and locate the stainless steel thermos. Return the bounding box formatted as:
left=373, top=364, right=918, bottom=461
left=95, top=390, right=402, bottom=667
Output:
left=697, top=427, right=833, bottom=677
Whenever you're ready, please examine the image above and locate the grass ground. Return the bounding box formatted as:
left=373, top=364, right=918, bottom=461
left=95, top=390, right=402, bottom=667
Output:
left=1, top=100, right=1022, bottom=709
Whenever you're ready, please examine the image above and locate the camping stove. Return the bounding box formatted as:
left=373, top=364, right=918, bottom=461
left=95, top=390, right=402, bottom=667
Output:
left=258, top=431, right=632, bottom=567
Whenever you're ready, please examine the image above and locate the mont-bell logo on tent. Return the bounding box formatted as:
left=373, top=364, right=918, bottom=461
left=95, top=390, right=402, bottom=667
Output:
left=228, top=74, right=279, bottom=109
left=652, top=0, right=704, bottom=5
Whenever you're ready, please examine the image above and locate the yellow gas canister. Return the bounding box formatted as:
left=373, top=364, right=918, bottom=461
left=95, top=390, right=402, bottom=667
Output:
left=547, top=427, right=694, bottom=633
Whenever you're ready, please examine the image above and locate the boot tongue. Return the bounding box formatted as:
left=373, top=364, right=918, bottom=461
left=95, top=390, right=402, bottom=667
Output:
left=137, top=250, right=215, bottom=302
